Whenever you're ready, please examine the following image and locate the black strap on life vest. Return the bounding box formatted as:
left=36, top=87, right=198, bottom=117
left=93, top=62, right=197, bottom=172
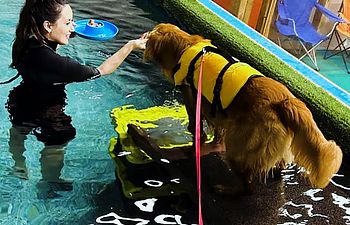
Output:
left=183, top=45, right=238, bottom=117
left=211, top=61, right=233, bottom=117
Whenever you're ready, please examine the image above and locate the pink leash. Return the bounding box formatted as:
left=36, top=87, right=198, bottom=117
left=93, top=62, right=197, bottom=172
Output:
left=195, top=48, right=206, bottom=225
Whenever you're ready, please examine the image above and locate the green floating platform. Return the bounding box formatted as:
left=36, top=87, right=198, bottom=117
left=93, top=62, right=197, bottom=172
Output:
left=109, top=104, right=193, bottom=199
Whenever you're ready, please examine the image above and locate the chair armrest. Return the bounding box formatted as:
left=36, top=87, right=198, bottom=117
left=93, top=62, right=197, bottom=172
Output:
left=277, top=1, right=296, bottom=25
left=277, top=1, right=298, bottom=34
left=315, top=2, right=345, bottom=23
left=277, top=1, right=289, bottom=21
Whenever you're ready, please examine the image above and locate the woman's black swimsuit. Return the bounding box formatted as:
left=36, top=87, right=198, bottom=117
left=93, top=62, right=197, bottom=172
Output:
left=6, top=38, right=101, bottom=145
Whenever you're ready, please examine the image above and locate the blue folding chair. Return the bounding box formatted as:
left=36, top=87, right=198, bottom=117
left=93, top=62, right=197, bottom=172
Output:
left=275, top=0, right=344, bottom=71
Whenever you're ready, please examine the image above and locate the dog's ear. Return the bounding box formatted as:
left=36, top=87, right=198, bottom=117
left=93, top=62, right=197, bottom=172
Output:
left=144, top=30, right=185, bottom=66
left=144, top=23, right=208, bottom=82
left=144, top=28, right=191, bottom=81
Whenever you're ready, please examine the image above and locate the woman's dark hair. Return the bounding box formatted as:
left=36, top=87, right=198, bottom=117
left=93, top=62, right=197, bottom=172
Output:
left=11, top=0, right=68, bottom=68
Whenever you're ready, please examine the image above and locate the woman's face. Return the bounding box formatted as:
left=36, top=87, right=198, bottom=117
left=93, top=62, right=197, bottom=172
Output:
left=45, top=4, right=74, bottom=45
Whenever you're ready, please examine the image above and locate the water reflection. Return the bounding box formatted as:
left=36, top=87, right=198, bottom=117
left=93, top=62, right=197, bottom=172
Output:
left=280, top=201, right=328, bottom=219
left=135, top=198, right=158, bottom=212
left=95, top=212, right=196, bottom=225
left=331, top=174, right=350, bottom=191
left=8, top=126, right=74, bottom=199
left=276, top=164, right=350, bottom=225
left=303, top=189, right=324, bottom=202
left=332, top=193, right=350, bottom=223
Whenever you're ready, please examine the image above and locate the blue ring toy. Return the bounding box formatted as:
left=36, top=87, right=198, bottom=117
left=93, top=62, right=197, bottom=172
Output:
left=74, top=19, right=119, bottom=41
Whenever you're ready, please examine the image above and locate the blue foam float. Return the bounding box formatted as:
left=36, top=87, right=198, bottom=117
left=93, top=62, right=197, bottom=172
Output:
left=74, top=19, right=119, bottom=41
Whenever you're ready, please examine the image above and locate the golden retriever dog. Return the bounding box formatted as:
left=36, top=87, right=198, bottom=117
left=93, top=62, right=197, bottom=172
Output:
left=143, top=23, right=342, bottom=191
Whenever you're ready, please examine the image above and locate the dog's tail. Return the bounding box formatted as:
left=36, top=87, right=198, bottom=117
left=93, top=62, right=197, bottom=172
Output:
left=274, top=98, right=342, bottom=188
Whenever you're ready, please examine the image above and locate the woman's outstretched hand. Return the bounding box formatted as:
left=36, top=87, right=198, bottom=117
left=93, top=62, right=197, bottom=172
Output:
left=129, top=32, right=149, bottom=50
left=97, top=31, right=150, bottom=76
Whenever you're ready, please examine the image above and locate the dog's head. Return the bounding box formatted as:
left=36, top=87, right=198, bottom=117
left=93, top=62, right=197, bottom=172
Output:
left=144, top=23, right=209, bottom=83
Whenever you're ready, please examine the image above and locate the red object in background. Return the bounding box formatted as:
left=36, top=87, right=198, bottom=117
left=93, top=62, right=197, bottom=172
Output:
left=213, top=0, right=234, bottom=13
left=213, top=0, right=265, bottom=29
left=248, top=0, right=264, bottom=28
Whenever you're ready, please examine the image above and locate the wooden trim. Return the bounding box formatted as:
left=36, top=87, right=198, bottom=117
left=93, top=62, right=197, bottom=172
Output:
left=242, top=0, right=254, bottom=23
left=237, top=0, right=249, bottom=20
left=261, top=0, right=278, bottom=37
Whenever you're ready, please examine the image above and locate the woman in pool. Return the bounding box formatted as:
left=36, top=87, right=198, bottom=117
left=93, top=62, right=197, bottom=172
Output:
left=6, top=0, right=147, bottom=187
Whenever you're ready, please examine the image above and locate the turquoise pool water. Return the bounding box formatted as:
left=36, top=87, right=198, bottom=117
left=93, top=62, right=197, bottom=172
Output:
left=2, top=0, right=350, bottom=225
left=0, top=0, right=183, bottom=224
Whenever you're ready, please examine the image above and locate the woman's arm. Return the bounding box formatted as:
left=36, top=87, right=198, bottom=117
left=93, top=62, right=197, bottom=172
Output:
left=17, top=34, right=148, bottom=85
left=97, top=38, right=147, bottom=76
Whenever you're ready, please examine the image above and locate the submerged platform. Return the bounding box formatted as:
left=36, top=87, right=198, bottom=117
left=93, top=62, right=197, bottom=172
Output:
left=109, top=104, right=350, bottom=225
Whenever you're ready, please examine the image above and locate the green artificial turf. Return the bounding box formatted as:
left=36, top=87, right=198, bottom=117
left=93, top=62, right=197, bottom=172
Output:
left=154, top=0, right=350, bottom=156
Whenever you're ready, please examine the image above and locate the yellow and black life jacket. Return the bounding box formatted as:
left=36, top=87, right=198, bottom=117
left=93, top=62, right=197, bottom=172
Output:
left=173, top=41, right=263, bottom=116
